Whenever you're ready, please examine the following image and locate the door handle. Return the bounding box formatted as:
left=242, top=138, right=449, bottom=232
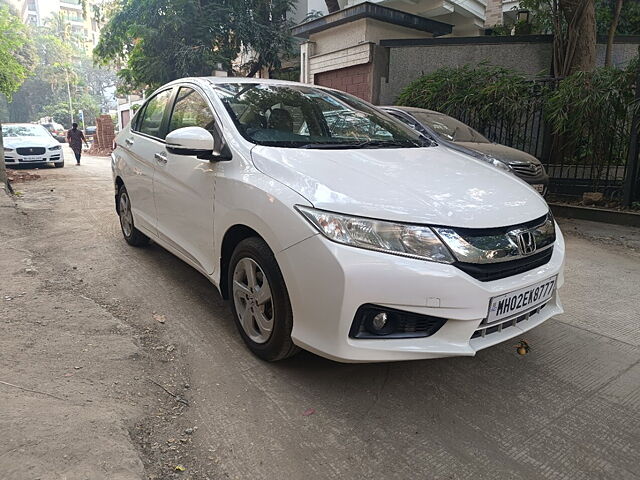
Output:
left=154, top=152, right=167, bottom=165
left=125, top=138, right=134, bottom=146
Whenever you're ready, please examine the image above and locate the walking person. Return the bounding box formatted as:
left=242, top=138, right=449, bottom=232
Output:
left=66, top=123, right=89, bottom=165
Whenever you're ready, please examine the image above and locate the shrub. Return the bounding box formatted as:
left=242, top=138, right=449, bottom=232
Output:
left=396, top=60, right=638, bottom=171
left=396, top=63, right=539, bottom=131
left=545, top=63, right=637, bottom=170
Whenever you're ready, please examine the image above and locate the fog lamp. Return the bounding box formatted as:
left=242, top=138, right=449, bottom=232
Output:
left=365, top=310, right=395, bottom=336
left=372, top=312, right=388, bottom=331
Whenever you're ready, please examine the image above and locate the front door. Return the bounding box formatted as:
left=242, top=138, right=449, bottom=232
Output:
left=125, top=88, right=173, bottom=236
left=153, top=86, right=217, bottom=274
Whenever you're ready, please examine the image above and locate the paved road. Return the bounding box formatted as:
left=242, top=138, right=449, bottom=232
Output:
left=4, top=148, right=640, bottom=479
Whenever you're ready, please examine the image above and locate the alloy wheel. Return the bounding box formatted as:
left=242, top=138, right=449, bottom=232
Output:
left=232, top=257, right=274, bottom=344
left=119, top=191, right=133, bottom=237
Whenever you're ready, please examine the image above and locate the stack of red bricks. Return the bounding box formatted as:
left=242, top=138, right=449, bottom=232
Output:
left=88, top=114, right=115, bottom=156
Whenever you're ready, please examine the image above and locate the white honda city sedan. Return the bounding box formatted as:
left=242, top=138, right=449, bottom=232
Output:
left=2, top=123, right=65, bottom=168
left=111, top=78, right=564, bottom=363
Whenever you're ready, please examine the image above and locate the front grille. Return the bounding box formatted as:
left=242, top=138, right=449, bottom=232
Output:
left=350, top=304, right=447, bottom=339
left=17, top=147, right=46, bottom=155
left=454, top=247, right=553, bottom=282
left=510, top=163, right=543, bottom=178
left=471, top=303, right=547, bottom=339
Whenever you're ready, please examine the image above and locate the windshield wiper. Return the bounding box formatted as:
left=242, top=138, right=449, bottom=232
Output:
left=299, top=142, right=364, bottom=149
left=350, top=140, right=425, bottom=148
left=299, top=140, right=427, bottom=149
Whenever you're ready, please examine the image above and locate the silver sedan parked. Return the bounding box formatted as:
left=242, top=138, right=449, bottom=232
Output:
left=383, top=106, right=548, bottom=194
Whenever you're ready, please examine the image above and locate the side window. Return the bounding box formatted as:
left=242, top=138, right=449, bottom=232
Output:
left=168, top=87, right=216, bottom=134
left=137, top=89, right=172, bottom=139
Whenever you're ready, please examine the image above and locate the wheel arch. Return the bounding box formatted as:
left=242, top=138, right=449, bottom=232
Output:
left=114, top=176, right=124, bottom=213
left=219, top=224, right=264, bottom=299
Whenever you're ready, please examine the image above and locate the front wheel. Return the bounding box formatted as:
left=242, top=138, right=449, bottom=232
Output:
left=54, top=161, right=64, bottom=168
left=117, top=184, right=149, bottom=247
left=229, top=237, right=299, bottom=361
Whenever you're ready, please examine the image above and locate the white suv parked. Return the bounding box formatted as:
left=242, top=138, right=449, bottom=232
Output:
left=112, top=78, right=564, bottom=362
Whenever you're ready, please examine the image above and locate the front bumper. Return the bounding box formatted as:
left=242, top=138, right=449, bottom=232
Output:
left=4, top=149, right=64, bottom=166
left=277, top=226, right=565, bottom=363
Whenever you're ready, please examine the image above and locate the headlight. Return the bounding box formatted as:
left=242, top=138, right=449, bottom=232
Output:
left=3, top=148, right=14, bottom=152
left=48, top=145, right=61, bottom=150
left=296, top=206, right=455, bottom=263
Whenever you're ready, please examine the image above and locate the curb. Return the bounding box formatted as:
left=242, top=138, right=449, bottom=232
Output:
left=550, top=203, right=640, bottom=228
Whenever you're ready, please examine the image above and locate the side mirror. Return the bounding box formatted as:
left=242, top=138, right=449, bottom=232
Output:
left=166, top=126, right=232, bottom=161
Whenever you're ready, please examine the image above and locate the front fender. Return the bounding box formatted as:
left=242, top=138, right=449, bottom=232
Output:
left=212, top=172, right=317, bottom=285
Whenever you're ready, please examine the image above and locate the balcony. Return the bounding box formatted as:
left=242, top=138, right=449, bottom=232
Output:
left=60, top=0, right=83, bottom=9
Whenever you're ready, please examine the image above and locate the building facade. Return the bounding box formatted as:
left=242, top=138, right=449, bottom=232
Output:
left=12, top=0, right=103, bottom=52
left=301, top=0, right=516, bottom=37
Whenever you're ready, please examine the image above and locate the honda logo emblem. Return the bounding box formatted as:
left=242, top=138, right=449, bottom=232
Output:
left=508, top=229, right=537, bottom=255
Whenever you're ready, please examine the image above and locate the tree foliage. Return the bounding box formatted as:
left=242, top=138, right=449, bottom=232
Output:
left=396, top=60, right=639, bottom=173
left=3, top=27, right=117, bottom=127
left=0, top=4, right=35, bottom=192
left=38, top=94, right=100, bottom=127
left=0, top=5, right=34, bottom=99
left=396, top=64, right=537, bottom=132
left=95, top=0, right=295, bottom=92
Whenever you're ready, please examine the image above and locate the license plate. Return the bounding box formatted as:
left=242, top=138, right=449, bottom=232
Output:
left=487, top=276, right=557, bottom=323
left=533, top=184, right=545, bottom=193
left=23, top=156, right=41, bottom=162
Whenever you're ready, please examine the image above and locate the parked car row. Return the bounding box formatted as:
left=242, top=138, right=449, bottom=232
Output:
left=111, top=77, right=564, bottom=363
left=41, top=122, right=67, bottom=143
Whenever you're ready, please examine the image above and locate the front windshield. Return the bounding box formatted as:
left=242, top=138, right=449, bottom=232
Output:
left=213, top=83, right=430, bottom=148
left=412, top=112, right=489, bottom=144
left=2, top=124, right=50, bottom=137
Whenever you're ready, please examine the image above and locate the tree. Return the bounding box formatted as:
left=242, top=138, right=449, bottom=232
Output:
left=558, top=0, right=597, bottom=75
left=605, top=0, right=624, bottom=67
left=0, top=5, right=34, bottom=193
left=4, top=32, right=73, bottom=123
left=38, top=94, right=100, bottom=127
left=519, top=0, right=597, bottom=76
left=76, top=57, right=117, bottom=112
left=95, top=0, right=295, bottom=93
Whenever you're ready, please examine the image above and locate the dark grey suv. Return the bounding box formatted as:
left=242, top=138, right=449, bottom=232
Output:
left=383, top=106, right=549, bottom=194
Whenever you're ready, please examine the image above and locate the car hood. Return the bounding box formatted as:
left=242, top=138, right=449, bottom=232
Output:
left=455, top=142, right=542, bottom=166
left=251, top=145, right=548, bottom=228
left=4, top=136, right=57, bottom=149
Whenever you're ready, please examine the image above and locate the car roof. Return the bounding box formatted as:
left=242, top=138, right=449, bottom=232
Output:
left=3, top=122, right=41, bottom=126
left=161, top=76, right=304, bottom=88
left=161, top=76, right=350, bottom=96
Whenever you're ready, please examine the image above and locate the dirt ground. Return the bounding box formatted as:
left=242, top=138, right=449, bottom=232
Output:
left=1, top=148, right=639, bottom=480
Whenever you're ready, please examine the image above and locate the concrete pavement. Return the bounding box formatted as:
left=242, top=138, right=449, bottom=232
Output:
left=1, top=148, right=639, bottom=479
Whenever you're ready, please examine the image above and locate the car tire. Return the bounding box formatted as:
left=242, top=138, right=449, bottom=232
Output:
left=228, top=237, right=299, bottom=361
left=54, top=161, right=64, bottom=168
left=117, top=184, right=149, bottom=247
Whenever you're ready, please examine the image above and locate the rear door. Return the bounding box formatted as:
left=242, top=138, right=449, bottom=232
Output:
left=153, top=84, right=218, bottom=274
left=122, top=88, right=173, bottom=235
